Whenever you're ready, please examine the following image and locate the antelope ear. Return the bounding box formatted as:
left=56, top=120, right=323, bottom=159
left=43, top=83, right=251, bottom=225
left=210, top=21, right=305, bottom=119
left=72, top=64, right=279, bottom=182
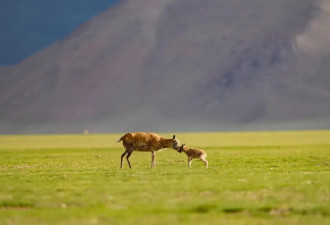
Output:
left=173, top=135, right=176, bottom=139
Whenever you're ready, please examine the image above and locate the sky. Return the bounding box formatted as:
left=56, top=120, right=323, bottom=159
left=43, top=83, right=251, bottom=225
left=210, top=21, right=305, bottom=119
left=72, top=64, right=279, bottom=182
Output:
left=0, top=0, right=120, bottom=65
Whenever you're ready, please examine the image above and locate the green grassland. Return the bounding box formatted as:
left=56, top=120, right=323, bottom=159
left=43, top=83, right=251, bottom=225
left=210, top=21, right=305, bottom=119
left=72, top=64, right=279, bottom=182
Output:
left=0, top=131, right=329, bottom=225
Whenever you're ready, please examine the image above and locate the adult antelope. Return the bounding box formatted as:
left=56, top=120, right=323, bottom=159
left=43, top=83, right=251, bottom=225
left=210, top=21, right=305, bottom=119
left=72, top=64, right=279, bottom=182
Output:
left=116, top=132, right=180, bottom=168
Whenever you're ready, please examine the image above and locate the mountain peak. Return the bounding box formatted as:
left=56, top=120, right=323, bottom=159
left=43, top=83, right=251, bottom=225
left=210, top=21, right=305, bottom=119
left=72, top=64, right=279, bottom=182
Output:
left=1, top=0, right=330, bottom=133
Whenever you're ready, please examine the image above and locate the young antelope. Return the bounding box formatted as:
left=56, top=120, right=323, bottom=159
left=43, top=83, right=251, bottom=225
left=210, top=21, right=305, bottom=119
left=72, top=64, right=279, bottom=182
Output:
left=176, top=144, right=208, bottom=168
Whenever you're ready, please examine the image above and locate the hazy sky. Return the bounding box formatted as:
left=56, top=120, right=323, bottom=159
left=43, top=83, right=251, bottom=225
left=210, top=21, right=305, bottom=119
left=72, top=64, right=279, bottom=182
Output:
left=0, top=0, right=120, bottom=65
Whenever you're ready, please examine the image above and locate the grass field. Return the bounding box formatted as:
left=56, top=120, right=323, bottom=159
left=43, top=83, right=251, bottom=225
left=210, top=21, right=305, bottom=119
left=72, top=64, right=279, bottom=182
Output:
left=0, top=131, right=329, bottom=225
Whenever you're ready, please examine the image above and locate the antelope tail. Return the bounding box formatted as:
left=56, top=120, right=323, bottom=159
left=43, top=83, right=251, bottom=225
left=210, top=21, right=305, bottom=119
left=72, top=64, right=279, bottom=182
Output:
left=116, top=137, right=123, bottom=143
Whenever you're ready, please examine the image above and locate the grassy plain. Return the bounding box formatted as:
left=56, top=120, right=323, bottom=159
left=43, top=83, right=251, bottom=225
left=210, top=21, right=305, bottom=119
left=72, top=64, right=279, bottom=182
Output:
left=0, top=131, right=329, bottom=225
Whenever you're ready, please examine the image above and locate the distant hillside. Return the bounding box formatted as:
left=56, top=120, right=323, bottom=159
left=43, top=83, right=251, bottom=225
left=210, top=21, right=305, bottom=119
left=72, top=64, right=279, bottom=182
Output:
left=1, top=0, right=330, bottom=134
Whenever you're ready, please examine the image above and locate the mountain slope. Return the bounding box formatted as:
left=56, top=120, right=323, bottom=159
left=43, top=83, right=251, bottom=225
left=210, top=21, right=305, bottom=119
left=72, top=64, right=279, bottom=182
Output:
left=1, top=0, right=330, bottom=133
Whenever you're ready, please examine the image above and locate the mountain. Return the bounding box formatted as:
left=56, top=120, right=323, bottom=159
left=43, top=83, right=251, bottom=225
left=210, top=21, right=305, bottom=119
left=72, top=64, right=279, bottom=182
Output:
left=1, top=0, right=330, bottom=134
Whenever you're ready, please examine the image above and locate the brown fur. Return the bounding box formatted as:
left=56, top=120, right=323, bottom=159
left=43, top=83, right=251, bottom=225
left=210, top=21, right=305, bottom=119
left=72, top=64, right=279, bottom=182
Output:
left=117, top=132, right=180, bottom=169
left=176, top=144, right=208, bottom=168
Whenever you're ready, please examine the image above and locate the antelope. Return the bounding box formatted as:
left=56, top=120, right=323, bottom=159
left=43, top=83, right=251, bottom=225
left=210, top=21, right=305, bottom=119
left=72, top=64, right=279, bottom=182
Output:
left=116, top=132, right=180, bottom=168
left=176, top=144, right=208, bottom=168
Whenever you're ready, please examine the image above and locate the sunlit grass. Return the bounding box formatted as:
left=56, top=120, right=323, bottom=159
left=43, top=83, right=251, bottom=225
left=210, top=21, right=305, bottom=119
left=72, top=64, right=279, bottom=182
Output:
left=0, top=131, right=329, bottom=225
